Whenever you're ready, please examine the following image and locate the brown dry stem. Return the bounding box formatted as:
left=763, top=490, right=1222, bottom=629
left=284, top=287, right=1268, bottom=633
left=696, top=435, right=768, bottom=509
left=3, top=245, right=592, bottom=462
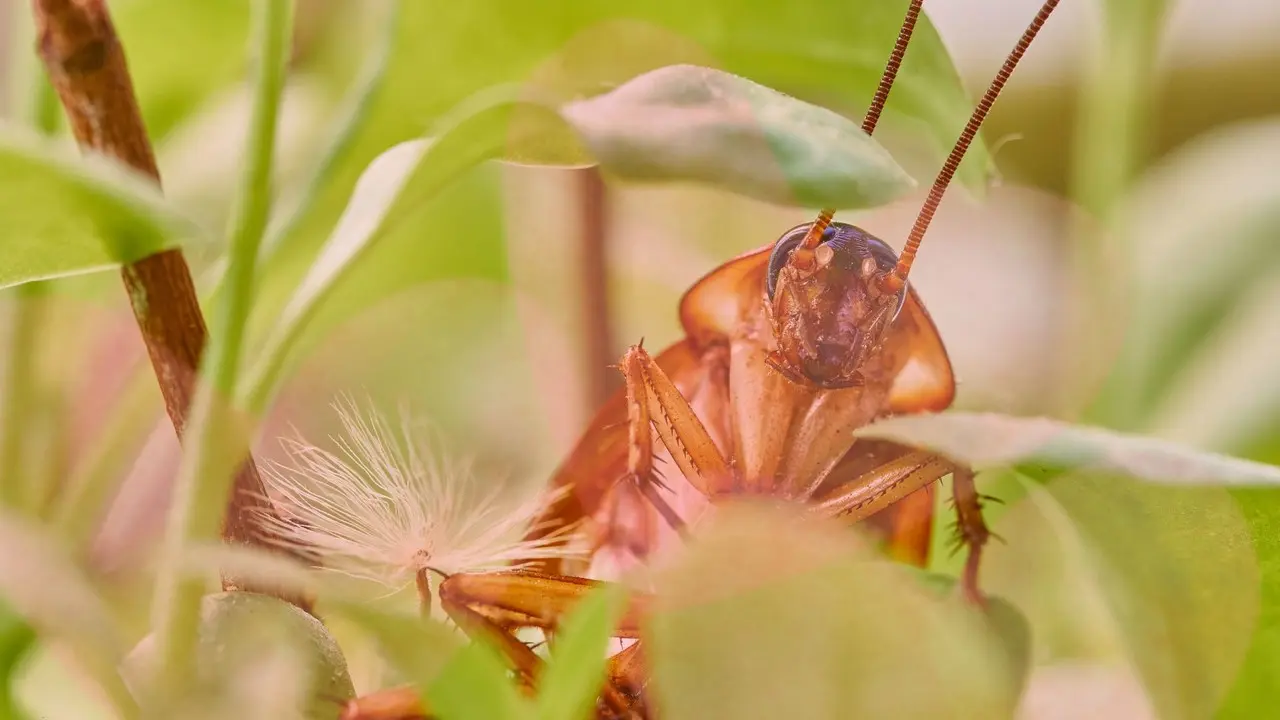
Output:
left=578, top=168, right=617, bottom=412
left=31, top=0, right=310, bottom=610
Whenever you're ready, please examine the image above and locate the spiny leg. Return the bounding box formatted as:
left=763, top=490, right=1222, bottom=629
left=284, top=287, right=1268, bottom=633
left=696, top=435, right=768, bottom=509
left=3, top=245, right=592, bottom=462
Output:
left=620, top=342, right=733, bottom=501
left=948, top=466, right=992, bottom=606
left=812, top=451, right=953, bottom=521
left=814, top=454, right=994, bottom=605
left=591, top=342, right=733, bottom=562
left=618, top=344, right=684, bottom=536
left=822, top=440, right=940, bottom=567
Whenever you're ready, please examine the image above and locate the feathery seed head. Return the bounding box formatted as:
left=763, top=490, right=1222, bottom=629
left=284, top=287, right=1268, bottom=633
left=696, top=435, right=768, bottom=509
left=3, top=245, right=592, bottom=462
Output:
left=256, top=396, right=580, bottom=589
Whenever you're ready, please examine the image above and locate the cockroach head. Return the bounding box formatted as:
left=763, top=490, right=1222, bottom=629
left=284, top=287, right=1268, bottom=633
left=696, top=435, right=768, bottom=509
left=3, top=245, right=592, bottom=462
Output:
left=764, top=221, right=907, bottom=388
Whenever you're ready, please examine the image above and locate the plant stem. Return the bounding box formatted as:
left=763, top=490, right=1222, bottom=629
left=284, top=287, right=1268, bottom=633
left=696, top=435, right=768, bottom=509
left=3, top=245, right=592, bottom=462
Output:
left=53, top=3, right=400, bottom=546
left=151, top=0, right=296, bottom=688
left=29, top=0, right=308, bottom=598
left=0, top=0, right=59, bottom=517
left=578, top=168, right=616, bottom=413
left=260, top=2, right=399, bottom=261
left=0, top=286, right=46, bottom=514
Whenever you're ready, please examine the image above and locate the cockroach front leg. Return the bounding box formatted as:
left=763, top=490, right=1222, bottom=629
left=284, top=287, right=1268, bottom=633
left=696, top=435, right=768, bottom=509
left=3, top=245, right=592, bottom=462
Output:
left=812, top=453, right=991, bottom=604
left=593, top=342, right=734, bottom=559
left=620, top=342, right=733, bottom=498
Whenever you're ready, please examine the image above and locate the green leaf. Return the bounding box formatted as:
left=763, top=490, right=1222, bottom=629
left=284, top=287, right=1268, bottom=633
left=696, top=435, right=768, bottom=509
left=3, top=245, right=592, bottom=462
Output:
left=980, top=472, right=1258, bottom=719
left=337, top=602, right=532, bottom=720
left=0, top=511, right=135, bottom=717
left=1094, top=119, right=1280, bottom=434
left=123, top=592, right=355, bottom=720
left=648, top=503, right=1027, bottom=719
left=239, top=109, right=526, bottom=409
left=334, top=605, right=464, bottom=690
left=0, top=604, right=35, bottom=720
left=561, top=65, right=914, bottom=207
left=113, top=0, right=251, bottom=141
left=427, top=640, right=533, bottom=720
left=535, top=585, right=628, bottom=720
left=1216, top=487, right=1280, bottom=717
left=898, top=568, right=1032, bottom=691
left=0, top=126, right=203, bottom=290
left=1145, top=264, right=1280, bottom=453
left=853, top=412, right=1280, bottom=485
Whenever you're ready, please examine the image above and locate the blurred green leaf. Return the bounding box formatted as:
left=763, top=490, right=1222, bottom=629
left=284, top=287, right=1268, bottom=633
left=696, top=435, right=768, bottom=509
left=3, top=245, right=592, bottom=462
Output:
left=0, top=512, right=134, bottom=717
left=898, top=568, right=1033, bottom=693
left=1217, top=488, right=1280, bottom=717
left=535, top=584, right=627, bottom=720
left=854, top=412, right=1280, bottom=485
left=240, top=105, right=524, bottom=409
left=0, top=604, right=35, bottom=720
left=648, top=503, right=1025, bottom=719
left=337, top=602, right=531, bottom=720
left=335, top=605, right=464, bottom=690
left=982, top=473, right=1257, bottom=719
left=0, top=126, right=203, bottom=290
left=113, top=0, right=251, bottom=141
left=427, top=635, right=532, bottom=717
left=1146, top=264, right=1280, bottom=454
left=1100, top=119, right=1280, bottom=436
left=427, top=640, right=533, bottom=720
left=123, top=592, right=355, bottom=720
left=561, top=65, right=915, bottom=208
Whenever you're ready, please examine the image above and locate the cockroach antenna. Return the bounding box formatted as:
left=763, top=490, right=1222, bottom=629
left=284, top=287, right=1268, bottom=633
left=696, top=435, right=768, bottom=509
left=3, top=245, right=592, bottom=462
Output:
left=882, top=0, right=1061, bottom=292
left=798, top=0, right=925, bottom=251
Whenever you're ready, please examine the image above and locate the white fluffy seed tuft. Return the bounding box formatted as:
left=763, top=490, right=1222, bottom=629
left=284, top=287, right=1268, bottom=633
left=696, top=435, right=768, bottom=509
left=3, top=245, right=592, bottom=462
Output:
left=256, top=396, right=581, bottom=588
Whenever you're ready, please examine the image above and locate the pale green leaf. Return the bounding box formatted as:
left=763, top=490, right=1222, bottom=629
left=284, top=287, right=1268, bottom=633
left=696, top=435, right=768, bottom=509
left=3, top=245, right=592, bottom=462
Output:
left=648, top=503, right=1026, bottom=719
left=426, top=640, right=532, bottom=720
left=981, top=473, right=1257, bottom=719
left=335, top=605, right=464, bottom=691
left=1104, top=119, right=1280, bottom=428
left=535, top=585, right=628, bottom=720
left=123, top=593, right=355, bottom=720
left=0, top=512, right=134, bottom=717
left=562, top=65, right=914, bottom=207
left=854, top=412, right=1280, bottom=485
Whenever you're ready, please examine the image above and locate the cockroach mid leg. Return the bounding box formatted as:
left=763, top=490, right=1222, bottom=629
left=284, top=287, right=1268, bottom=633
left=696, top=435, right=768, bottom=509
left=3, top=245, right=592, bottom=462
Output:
left=949, top=465, right=991, bottom=607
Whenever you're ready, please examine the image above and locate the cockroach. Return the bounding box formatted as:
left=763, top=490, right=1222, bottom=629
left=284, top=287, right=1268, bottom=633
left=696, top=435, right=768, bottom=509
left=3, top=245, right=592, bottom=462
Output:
left=343, top=0, right=1061, bottom=717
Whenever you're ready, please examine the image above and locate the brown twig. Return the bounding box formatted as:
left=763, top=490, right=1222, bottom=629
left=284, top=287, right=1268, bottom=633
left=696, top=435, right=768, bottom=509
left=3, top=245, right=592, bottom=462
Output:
left=578, top=167, right=617, bottom=412
left=31, top=0, right=310, bottom=610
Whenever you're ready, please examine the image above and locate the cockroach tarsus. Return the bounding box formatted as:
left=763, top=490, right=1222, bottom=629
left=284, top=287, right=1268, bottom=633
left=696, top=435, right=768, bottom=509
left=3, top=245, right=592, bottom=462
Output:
left=343, top=0, right=1062, bottom=717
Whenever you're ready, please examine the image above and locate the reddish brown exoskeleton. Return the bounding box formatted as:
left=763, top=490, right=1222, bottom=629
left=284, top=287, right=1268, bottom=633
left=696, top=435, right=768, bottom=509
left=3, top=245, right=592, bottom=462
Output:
left=343, top=1, right=1061, bottom=718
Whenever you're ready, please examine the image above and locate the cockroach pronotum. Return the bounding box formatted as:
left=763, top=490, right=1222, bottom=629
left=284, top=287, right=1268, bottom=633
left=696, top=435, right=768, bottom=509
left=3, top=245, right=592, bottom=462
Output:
left=344, top=0, right=1062, bottom=717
